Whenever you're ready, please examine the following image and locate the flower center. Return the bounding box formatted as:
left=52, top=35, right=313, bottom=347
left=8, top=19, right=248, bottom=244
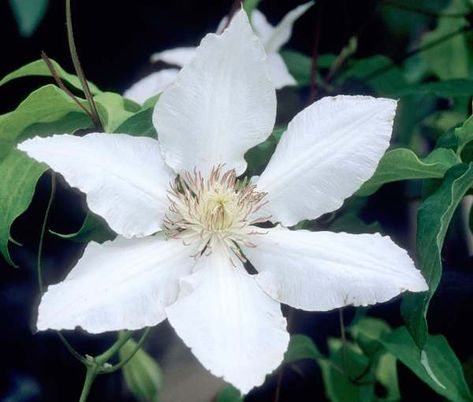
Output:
left=164, top=166, right=268, bottom=258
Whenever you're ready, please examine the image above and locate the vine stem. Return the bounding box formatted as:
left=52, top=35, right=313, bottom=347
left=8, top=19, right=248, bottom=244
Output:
left=338, top=308, right=349, bottom=377
left=36, top=174, right=88, bottom=364
left=37, top=174, right=56, bottom=292
left=65, top=0, right=103, bottom=131
left=95, top=331, right=134, bottom=365
left=79, top=366, right=98, bottom=402
left=41, top=52, right=95, bottom=120
left=101, top=328, right=151, bottom=374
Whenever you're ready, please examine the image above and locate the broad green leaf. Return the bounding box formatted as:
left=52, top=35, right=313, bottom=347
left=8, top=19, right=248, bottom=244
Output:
left=216, top=386, right=243, bottom=402
left=0, top=84, right=92, bottom=266
left=402, top=163, right=473, bottom=349
left=350, top=317, right=401, bottom=401
left=94, top=92, right=140, bottom=133
left=0, top=59, right=101, bottom=94
left=376, top=353, right=400, bottom=402
left=281, top=50, right=335, bottom=87
left=9, top=0, right=48, bottom=37
left=455, top=114, right=473, bottom=155
left=115, top=107, right=157, bottom=138
left=380, top=327, right=472, bottom=402
left=319, top=339, right=374, bottom=402
left=142, top=94, right=159, bottom=110
left=50, top=212, right=114, bottom=244
left=245, top=127, right=284, bottom=176
left=119, top=338, right=163, bottom=402
left=356, top=148, right=459, bottom=196
left=337, top=55, right=407, bottom=97
left=397, top=80, right=473, bottom=98
left=284, top=334, right=325, bottom=364
left=0, top=84, right=92, bottom=160
left=328, top=213, right=381, bottom=235
left=350, top=317, right=391, bottom=358
left=420, top=0, right=473, bottom=80
left=0, top=150, right=46, bottom=266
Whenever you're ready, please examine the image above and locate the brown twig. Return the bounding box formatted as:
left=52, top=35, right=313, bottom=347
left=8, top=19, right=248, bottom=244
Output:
left=65, top=0, right=103, bottom=132
left=41, top=52, right=95, bottom=120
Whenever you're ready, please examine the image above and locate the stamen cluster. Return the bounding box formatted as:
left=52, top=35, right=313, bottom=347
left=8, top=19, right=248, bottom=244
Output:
left=164, top=166, right=268, bottom=257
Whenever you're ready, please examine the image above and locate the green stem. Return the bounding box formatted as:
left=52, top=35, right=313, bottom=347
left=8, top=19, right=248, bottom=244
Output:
left=95, top=331, right=133, bottom=365
left=36, top=174, right=87, bottom=364
left=101, top=328, right=151, bottom=374
left=65, top=0, right=103, bottom=131
left=78, top=365, right=98, bottom=402
left=37, top=174, right=56, bottom=293
left=338, top=308, right=349, bottom=377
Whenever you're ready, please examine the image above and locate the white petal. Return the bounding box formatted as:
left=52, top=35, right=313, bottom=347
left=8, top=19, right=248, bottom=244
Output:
left=267, top=53, right=297, bottom=89
left=124, top=69, right=179, bottom=104
left=251, top=10, right=275, bottom=46
left=215, top=15, right=229, bottom=35
left=262, top=2, right=314, bottom=54
left=257, top=96, right=397, bottom=226
left=243, top=226, right=428, bottom=312
left=150, top=47, right=197, bottom=66
left=166, top=245, right=289, bottom=394
left=154, top=10, right=276, bottom=176
left=18, top=133, right=175, bottom=237
left=38, top=235, right=194, bottom=333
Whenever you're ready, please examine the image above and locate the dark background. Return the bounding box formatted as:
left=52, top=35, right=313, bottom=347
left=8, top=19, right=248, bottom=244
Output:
left=1, top=0, right=472, bottom=401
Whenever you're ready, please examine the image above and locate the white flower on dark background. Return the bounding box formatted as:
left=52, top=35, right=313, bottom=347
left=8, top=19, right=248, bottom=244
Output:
left=18, top=10, right=427, bottom=394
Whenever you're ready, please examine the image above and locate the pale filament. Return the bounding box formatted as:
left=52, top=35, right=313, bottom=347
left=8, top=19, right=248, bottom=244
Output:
left=164, top=166, right=269, bottom=260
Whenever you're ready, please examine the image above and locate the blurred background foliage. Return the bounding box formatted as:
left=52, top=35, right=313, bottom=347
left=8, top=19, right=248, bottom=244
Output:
left=1, top=0, right=473, bottom=401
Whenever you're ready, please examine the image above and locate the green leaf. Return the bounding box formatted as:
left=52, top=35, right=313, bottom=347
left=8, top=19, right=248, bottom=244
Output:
left=349, top=317, right=401, bottom=401
left=420, top=0, right=473, bottom=80
left=356, top=148, right=459, bottom=196
left=0, top=84, right=92, bottom=266
left=50, top=212, right=114, bottom=243
left=216, top=386, right=243, bottom=402
left=0, top=150, right=46, bottom=266
left=280, top=50, right=335, bottom=87
left=9, top=0, right=48, bottom=37
left=376, top=353, right=400, bottom=402
left=0, top=84, right=92, bottom=160
left=397, top=80, right=473, bottom=98
left=115, top=107, right=157, bottom=138
left=119, top=338, right=163, bottom=402
left=350, top=317, right=391, bottom=358
left=455, top=114, right=473, bottom=156
left=319, top=339, right=374, bottom=402
left=402, top=163, right=473, bottom=349
left=337, top=55, right=408, bottom=97
left=380, top=327, right=472, bottom=402
left=94, top=92, right=141, bottom=133
left=284, top=334, right=325, bottom=364
left=0, top=59, right=101, bottom=94
left=245, top=127, right=284, bottom=176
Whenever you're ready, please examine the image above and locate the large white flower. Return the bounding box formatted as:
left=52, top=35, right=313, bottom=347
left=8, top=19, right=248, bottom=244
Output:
left=18, top=10, right=427, bottom=394
left=124, top=2, right=313, bottom=104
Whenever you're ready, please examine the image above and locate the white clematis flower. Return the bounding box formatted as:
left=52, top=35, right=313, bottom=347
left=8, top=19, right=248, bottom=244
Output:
left=124, top=2, right=313, bottom=104
left=18, top=10, right=427, bottom=394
